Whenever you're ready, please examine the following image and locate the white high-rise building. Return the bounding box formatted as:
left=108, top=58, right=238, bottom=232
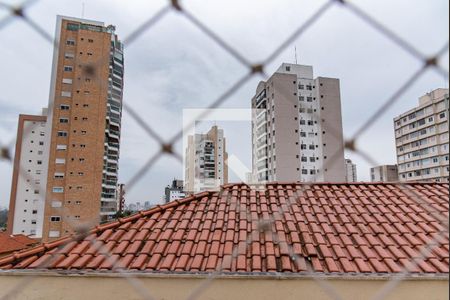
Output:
left=251, top=63, right=346, bottom=183
left=7, top=112, right=48, bottom=238
left=345, top=159, right=357, bottom=182
left=185, top=126, right=228, bottom=192
left=394, top=88, right=449, bottom=182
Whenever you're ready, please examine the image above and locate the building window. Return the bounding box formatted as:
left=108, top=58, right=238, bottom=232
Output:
left=307, top=97, right=313, bottom=102
left=51, top=201, right=62, bottom=208
left=88, top=39, right=94, bottom=43
left=50, top=216, right=61, bottom=222
left=53, top=187, right=64, bottom=193
left=75, top=201, right=82, bottom=205
left=301, top=169, right=308, bottom=174
left=62, top=78, right=73, bottom=84
left=55, top=158, right=66, bottom=164
left=36, top=170, right=42, bottom=175
left=54, top=172, right=64, bottom=179
left=59, top=118, right=69, bottom=123
left=61, top=91, right=71, bottom=97
left=57, top=131, right=68, bottom=137
left=31, top=220, right=37, bottom=225
left=64, top=66, right=73, bottom=72
left=56, top=144, right=67, bottom=150
left=66, top=23, right=79, bottom=31
left=64, top=52, right=75, bottom=59
left=60, top=104, right=70, bottom=110
left=66, top=39, right=75, bottom=46
left=49, top=230, right=60, bottom=238
left=32, top=210, right=37, bottom=214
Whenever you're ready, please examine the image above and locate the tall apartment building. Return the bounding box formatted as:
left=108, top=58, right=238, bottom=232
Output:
left=251, top=63, right=345, bottom=183
left=394, top=88, right=449, bottom=182
left=185, top=126, right=228, bottom=192
left=41, top=16, right=124, bottom=240
left=370, top=165, right=399, bottom=182
left=345, top=158, right=357, bottom=182
left=7, top=113, right=48, bottom=237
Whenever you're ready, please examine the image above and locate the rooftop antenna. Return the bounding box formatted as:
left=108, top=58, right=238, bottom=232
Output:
left=294, top=46, right=298, bottom=64
left=81, top=2, right=85, bottom=18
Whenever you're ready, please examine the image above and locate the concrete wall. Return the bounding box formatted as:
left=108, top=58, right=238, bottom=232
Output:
left=0, top=273, right=447, bottom=300
left=316, top=77, right=346, bottom=182
left=272, top=72, right=301, bottom=182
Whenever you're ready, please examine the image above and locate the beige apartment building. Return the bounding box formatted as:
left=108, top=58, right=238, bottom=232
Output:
left=394, top=88, right=449, bottom=182
left=185, top=126, right=228, bottom=193
left=370, top=165, right=399, bottom=182
left=7, top=113, right=47, bottom=238
left=251, top=63, right=346, bottom=183
left=41, top=16, right=124, bottom=241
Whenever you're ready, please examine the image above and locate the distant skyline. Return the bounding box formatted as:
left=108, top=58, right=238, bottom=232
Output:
left=0, top=0, right=448, bottom=208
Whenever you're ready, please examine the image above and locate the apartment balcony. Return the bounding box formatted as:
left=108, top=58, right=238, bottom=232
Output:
left=100, top=209, right=117, bottom=216
left=105, top=142, right=120, bottom=151
left=107, top=115, right=121, bottom=127
left=105, top=129, right=120, bottom=140
left=102, top=182, right=117, bottom=189
left=103, top=154, right=119, bottom=163
left=103, top=169, right=118, bottom=177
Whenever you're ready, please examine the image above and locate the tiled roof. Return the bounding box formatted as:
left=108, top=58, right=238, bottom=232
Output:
left=0, top=182, right=448, bottom=275
left=0, top=233, right=37, bottom=255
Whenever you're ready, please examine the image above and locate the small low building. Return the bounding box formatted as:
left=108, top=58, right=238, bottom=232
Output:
left=0, top=182, right=448, bottom=300
left=0, top=233, right=37, bottom=257
left=371, top=165, right=399, bottom=182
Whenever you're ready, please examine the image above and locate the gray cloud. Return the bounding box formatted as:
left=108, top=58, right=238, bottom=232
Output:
left=0, top=0, right=448, bottom=208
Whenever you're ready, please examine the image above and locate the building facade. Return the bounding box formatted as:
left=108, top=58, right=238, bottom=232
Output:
left=344, top=158, right=357, bottom=182
left=185, top=126, right=228, bottom=192
left=164, top=179, right=186, bottom=203
left=7, top=113, right=48, bottom=237
left=370, top=165, right=399, bottom=182
left=41, top=16, right=124, bottom=241
left=394, top=88, right=449, bottom=182
left=251, top=63, right=346, bottom=183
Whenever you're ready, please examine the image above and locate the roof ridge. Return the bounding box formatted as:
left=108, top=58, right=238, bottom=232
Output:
left=223, top=181, right=448, bottom=186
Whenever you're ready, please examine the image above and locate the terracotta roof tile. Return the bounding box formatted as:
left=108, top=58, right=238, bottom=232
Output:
left=0, top=233, right=37, bottom=255
left=0, top=182, right=447, bottom=276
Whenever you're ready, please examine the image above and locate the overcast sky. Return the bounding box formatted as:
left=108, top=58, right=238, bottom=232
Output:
left=0, top=0, right=448, bottom=208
